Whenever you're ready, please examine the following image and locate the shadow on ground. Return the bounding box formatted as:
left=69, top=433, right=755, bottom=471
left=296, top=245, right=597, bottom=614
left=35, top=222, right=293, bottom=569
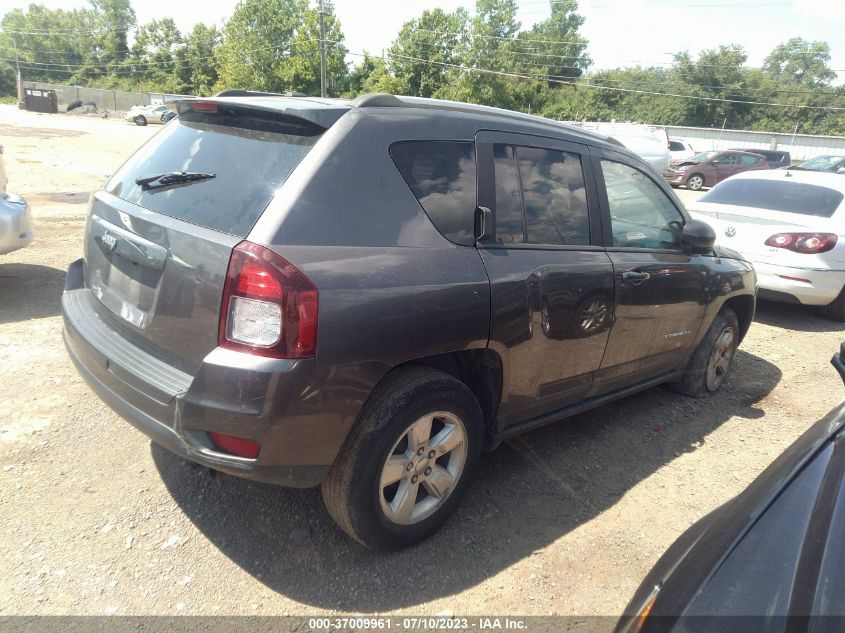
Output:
left=0, top=263, right=65, bottom=323
left=153, top=349, right=780, bottom=611
left=754, top=299, right=845, bottom=334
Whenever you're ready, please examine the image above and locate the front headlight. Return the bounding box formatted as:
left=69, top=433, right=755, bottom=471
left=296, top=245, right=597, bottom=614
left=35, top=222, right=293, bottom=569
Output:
left=677, top=165, right=690, bottom=172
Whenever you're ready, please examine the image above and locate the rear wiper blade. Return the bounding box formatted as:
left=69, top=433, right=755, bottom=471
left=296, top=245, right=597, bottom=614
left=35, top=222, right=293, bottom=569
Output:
left=136, top=171, right=216, bottom=189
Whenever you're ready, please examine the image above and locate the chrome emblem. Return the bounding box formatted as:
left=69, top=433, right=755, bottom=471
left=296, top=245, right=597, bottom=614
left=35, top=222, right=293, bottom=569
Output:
left=725, top=226, right=737, bottom=238
left=102, top=232, right=117, bottom=251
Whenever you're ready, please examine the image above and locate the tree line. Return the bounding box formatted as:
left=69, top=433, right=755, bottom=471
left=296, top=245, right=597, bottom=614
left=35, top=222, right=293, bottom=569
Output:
left=1, top=0, right=843, bottom=135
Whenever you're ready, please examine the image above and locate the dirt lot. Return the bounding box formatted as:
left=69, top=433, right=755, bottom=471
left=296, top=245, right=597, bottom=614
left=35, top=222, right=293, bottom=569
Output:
left=1, top=105, right=843, bottom=617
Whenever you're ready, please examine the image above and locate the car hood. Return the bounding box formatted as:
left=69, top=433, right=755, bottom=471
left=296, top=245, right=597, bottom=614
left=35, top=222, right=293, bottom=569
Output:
left=669, top=159, right=702, bottom=168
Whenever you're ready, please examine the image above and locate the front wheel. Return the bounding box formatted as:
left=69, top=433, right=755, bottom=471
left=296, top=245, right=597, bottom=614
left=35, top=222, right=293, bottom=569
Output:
left=686, top=174, right=705, bottom=191
left=321, top=367, right=483, bottom=551
left=668, top=308, right=739, bottom=398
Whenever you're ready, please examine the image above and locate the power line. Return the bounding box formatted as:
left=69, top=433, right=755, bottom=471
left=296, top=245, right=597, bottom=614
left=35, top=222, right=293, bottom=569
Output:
left=363, top=51, right=845, bottom=111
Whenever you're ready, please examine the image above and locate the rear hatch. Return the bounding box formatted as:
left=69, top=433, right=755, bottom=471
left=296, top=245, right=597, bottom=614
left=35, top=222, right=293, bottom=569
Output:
left=83, top=99, right=341, bottom=374
left=690, top=176, right=845, bottom=262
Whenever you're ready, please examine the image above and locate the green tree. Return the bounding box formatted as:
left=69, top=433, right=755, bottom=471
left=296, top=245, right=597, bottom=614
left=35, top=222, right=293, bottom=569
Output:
left=387, top=8, right=469, bottom=98
left=763, top=37, right=837, bottom=88
left=174, top=24, right=221, bottom=95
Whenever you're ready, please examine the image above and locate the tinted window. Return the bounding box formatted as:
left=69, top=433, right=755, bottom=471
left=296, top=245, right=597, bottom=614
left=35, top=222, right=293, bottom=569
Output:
left=811, top=441, right=845, bottom=622
left=106, top=107, right=323, bottom=236
left=601, top=160, right=684, bottom=249
left=740, top=154, right=759, bottom=165
left=390, top=141, right=477, bottom=246
left=515, top=146, right=589, bottom=246
left=678, top=446, right=832, bottom=631
left=700, top=179, right=844, bottom=217
left=493, top=144, right=524, bottom=244
left=669, top=141, right=685, bottom=151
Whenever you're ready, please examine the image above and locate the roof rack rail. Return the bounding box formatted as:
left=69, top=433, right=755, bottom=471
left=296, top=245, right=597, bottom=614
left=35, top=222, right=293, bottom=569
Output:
left=353, top=93, right=405, bottom=108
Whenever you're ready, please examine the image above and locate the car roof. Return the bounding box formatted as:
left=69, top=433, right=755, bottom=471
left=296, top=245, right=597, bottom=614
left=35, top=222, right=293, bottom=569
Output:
left=187, top=92, right=618, bottom=148
left=717, top=168, right=845, bottom=193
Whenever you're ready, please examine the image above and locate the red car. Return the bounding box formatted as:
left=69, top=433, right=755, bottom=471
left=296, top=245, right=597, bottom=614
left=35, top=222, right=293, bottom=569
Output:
left=662, top=150, right=770, bottom=191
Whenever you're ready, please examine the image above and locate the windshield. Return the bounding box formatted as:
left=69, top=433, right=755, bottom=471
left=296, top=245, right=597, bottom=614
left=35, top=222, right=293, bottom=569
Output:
left=699, top=178, right=844, bottom=217
left=799, top=156, right=845, bottom=170
left=689, top=151, right=718, bottom=162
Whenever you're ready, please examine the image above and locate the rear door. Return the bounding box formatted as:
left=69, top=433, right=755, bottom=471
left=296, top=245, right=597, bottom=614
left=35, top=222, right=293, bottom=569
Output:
left=713, top=152, right=739, bottom=184
left=591, top=150, right=709, bottom=392
left=475, top=131, right=613, bottom=429
left=83, top=101, right=328, bottom=374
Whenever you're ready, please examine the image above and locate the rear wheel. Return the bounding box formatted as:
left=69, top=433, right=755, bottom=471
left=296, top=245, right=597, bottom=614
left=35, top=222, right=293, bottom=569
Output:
left=820, top=286, right=845, bottom=321
left=669, top=308, right=739, bottom=398
left=133, top=115, right=147, bottom=126
left=687, top=174, right=705, bottom=191
left=321, top=367, right=483, bottom=551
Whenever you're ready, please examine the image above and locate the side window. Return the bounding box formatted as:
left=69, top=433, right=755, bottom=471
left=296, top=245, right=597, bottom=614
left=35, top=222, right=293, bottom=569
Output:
left=719, top=153, right=738, bottom=165
left=515, top=146, right=590, bottom=246
left=390, top=141, right=477, bottom=246
left=493, top=144, right=525, bottom=244
left=601, top=159, right=685, bottom=250
left=740, top=154, right=758, bottom=166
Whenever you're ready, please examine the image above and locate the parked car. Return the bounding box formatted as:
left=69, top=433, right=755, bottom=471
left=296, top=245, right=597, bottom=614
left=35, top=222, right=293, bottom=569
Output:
left=125, top=103, right=171, bottom=126
left=615, top=343, right=845, bottom=633
left=729, top=147, right=791, bottom=169
left=668, top=138, right=695, bottom=161
left=62, top=93, right=756, bottom=550
left=689, top=169, right=845, bottom=320
left=663, top=150, right=770, bottom=191
left=0, top=192, right=34, bottom=255
left=0, top=145, right=34, bottom=256
left=788, top=154, right=845, bottom=174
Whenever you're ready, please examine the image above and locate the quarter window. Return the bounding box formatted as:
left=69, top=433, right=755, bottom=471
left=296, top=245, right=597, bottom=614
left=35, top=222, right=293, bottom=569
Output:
left=390, top=141, right=477, bottom=246
left=601, top=160, right=685, bottom=250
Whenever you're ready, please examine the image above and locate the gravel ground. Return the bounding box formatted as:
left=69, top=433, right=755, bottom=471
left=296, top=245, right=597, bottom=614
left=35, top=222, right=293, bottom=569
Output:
left=1, top=105, right=843, bottom=617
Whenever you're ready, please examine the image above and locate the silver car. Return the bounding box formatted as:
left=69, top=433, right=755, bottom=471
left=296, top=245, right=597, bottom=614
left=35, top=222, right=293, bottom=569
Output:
left=0, top=145, right=34, bottom=255
left=125, top=104, right=171, bottom=126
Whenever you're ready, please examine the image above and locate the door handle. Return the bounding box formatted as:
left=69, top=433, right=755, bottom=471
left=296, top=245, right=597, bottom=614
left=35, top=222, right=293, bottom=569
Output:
left=622, top=271, right=651, bottom=282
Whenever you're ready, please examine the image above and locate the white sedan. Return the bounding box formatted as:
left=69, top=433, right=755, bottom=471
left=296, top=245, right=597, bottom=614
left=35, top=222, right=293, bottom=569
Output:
left=687, top=169, right=845, bottom=320
left=125, top=104, right=171, bottom=126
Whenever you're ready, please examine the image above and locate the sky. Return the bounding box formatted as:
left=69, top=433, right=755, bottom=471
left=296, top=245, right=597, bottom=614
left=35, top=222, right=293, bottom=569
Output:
left=2, top=0, right=844, bottom=82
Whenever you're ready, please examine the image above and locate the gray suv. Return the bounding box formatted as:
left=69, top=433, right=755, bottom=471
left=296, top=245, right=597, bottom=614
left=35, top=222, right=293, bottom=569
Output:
left=62, top=93, right=756, bottom=550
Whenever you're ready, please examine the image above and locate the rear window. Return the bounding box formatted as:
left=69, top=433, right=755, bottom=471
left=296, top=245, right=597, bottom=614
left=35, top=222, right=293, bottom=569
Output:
left=105, top=106, right=324, bottom=236
left=390, top=141, right=477, bottom=246
left=700, top=179, right=844, bottom=217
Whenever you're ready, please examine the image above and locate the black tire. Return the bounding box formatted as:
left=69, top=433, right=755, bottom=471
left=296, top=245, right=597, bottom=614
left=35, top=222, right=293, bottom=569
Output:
left=321, top=366, right=484, bottom=551
left=134, top=115, right=147, bottom=126
left=668, top=308, right=739, bottom=398
left=687, top=173, right=705, bottom=191
left=66, top=99, right=82, bottom=112
left=820, top=286, right=845, bottom=321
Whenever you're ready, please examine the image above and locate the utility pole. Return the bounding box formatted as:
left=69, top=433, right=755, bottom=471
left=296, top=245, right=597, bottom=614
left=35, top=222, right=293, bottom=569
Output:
left=318, top=0, right=327, bottom=98
left=12, top=36, right=22, bottom=106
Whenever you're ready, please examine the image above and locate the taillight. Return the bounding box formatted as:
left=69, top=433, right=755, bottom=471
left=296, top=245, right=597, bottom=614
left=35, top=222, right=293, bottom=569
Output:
left=219, top=241, right=318, bottom=358
left=764, top=232, right=838, bottom=254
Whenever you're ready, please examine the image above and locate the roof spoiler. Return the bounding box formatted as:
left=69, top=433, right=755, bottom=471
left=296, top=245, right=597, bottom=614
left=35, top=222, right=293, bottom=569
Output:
left=214, top=89, right=307, bottom=98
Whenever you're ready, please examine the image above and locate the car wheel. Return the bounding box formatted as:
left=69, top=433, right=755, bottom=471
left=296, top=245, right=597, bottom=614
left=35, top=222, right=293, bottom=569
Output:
left=820, top=287, right=845, bottom=321
left=687, top=174, right=705, bottom=191
left=134, top=115, right=147, bottom=126
left=668, top=308, right=739, bottom=398
left=321, top=366, right=483, bottom=551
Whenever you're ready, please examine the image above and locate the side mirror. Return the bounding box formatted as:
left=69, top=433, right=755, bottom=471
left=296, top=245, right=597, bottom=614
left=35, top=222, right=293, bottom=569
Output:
left=682, top=219, right=716, bottom=252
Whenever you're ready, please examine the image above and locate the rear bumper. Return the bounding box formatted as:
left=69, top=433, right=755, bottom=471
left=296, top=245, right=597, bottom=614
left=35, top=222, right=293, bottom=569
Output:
left=751, top=260, right=845, bottom=306
left=62, top=258, right=342, bottom=487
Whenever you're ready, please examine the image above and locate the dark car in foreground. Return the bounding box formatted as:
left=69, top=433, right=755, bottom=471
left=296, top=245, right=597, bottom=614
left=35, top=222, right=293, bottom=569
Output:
left=616, top=347, right=845, bottom=633
left=62, top=92, right=756, bottom=550
left=663, top=150, right=769, bottom=191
